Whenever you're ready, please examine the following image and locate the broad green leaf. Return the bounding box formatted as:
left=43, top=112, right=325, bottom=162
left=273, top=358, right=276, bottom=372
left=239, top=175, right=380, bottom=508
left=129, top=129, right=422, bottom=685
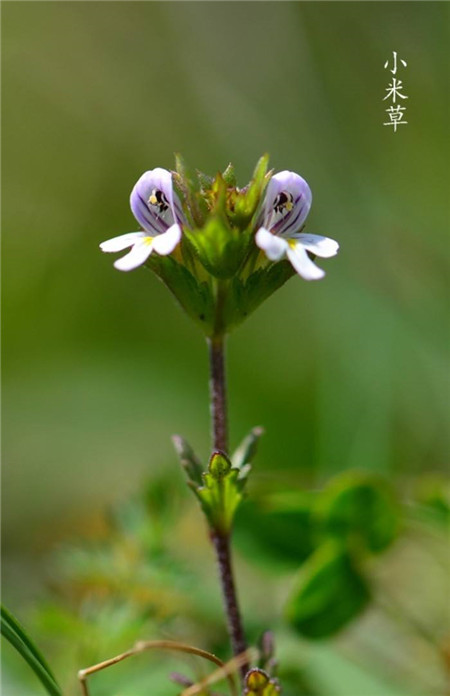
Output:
left=412, top=474, right=450, bottom=528
left=1, top=605, right=62, bottom=696
left=306, top=644, right=412, bottom=696
left=285, top=541, right=370, bottom=638
left=234, top=492, right=315, bottom=570
left=316, top=471, right=399, bottom=554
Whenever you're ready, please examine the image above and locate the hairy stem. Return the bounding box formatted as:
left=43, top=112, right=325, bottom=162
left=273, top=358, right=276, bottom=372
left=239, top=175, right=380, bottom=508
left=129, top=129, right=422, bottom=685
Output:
left=210, top=531, right=248, bottom=676
left=208, top=337, right=228, bottom=452
left=207, top=336, right=248, bottom=678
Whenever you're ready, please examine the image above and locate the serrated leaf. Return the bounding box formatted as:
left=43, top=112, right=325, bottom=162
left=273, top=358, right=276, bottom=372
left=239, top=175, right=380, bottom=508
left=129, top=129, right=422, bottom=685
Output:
left=146, top=254, right=215, bottom=333
left=1, top=605, right=63, bottom=696
left=223, top=261, right=295, bottom=331
left=285, top=541, right=371, bottom=639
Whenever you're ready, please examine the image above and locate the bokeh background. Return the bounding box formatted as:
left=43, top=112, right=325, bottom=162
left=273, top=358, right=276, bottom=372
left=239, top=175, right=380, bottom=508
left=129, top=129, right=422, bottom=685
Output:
left=2, top=2, right=449, bottom=695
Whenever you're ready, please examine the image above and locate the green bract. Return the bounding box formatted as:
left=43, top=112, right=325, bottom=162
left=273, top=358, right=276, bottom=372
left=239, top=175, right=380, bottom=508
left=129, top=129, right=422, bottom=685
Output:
left=189, top=451, right=246, bottom=535
left=173, top=427, right=261, bottom=534
left=148, top=155, right=295, bottom=337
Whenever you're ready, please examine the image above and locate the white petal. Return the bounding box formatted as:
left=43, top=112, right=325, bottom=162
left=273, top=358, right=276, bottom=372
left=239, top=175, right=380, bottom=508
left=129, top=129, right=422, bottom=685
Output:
left=286, top=242, right=325, bottom=281
left=114, top=238, right=154, bottom=271
left=152, top=224, right=181, bottom=255
left=255, top=227, right=288, bottom=261
left=100, top=232, right=146, bottom=253
left=294, top=234, right=339, bottom=258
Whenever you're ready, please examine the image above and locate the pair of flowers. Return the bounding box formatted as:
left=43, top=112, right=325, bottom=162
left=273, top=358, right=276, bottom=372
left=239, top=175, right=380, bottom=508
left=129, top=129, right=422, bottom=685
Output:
left=100, top=168, right=339, bottom=281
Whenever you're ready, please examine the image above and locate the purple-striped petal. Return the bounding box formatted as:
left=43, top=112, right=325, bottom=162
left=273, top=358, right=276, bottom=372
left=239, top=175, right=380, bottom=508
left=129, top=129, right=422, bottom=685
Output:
left=264, top=171, right=312, bottom=238
left=129, top=168, right=186, bottom=236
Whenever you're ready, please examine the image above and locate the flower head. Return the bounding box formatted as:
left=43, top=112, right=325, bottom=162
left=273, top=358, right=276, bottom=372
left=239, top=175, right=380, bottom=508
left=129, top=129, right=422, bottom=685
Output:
left=255, top=171, right=339, bottom=280
left=100, top=168, right=185, bottom=271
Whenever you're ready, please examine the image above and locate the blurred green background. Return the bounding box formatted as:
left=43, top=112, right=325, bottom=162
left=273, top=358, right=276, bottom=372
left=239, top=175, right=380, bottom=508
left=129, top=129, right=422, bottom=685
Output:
left=2, top=2, right=449, bottom=695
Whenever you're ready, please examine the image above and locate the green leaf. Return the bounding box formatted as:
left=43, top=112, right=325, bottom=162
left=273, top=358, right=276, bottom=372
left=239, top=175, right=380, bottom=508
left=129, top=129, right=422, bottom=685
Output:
left=190, top=451, right=245, bottom=534
left=196, top=168, right=214, bottom=192
left=146, top=254, right=215, bottom=333
left=223, top=261, right=295, bottom=330
left=231, top=426, right=264, bottom=475
left=316, top=471, right=399, bottom=554
left=184, top=216, right=251, bottom=279
left=234, top=492, right=315, bottom=571
left=305, top=644, right=412, bottom=696
left=173, top=153, right=206, bottom=227
left=222, top=162, right=237, bottom=187
left=172, top=434, right=204, bottom=487
left=1, top=605, right=63, bottom=696
left=412, top=474, right=450, bottom=528
left=285, top=541, right=371, bottom=639
left=233, top=153, right=271, bottom=224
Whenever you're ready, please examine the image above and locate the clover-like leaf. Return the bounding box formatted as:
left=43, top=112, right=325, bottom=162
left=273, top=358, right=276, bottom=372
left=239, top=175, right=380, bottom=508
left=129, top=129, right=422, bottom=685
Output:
left=285, top=540, right=371, bottom=639
left=235, top=491, right=315, bottom=571
left=413, top=474, right=450, bottom=528
left=315, top=471, right=399, bottom=554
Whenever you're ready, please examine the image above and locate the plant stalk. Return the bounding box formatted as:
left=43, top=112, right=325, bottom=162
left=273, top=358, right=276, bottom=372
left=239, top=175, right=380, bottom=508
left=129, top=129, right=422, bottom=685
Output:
left=207, top=336, right=248, bottom=678
left=208, top=336, right=228, bottom=453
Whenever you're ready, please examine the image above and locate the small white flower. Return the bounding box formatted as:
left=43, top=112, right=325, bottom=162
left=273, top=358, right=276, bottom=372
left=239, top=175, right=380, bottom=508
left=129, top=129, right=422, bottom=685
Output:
left=255, top=171, right=339, bottom=280
left=100, top=168, right=185, bottom=271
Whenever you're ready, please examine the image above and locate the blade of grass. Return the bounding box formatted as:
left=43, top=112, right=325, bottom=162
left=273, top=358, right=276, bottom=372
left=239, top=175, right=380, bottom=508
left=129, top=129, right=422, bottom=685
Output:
left=1, top=604, right=62, bottom=696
